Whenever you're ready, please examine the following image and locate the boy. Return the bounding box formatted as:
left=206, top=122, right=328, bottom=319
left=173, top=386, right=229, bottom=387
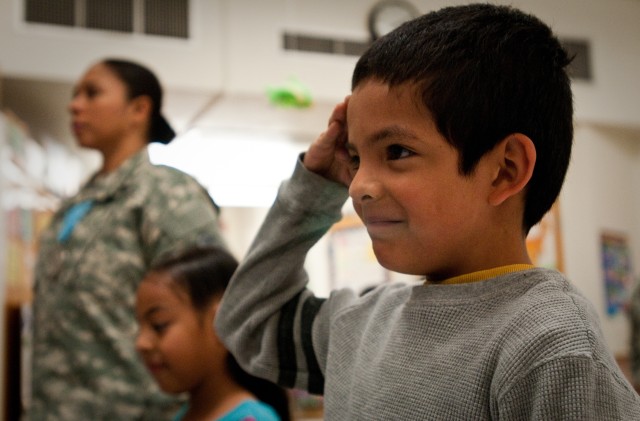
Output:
left=217, top=4, right=640, bottom=419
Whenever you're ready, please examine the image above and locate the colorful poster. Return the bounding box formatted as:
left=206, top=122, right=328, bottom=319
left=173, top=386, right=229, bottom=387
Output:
left=601, top=232, right=633, bottom=316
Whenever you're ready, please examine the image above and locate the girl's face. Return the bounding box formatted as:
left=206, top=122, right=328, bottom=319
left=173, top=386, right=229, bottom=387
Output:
left=135, top=271, right=223, bottom=394
left=67, top=63, right=138, bottom=153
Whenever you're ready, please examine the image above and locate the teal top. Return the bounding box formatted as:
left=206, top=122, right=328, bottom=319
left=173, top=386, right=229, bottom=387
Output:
left=173, top=400, right=280, bottom=421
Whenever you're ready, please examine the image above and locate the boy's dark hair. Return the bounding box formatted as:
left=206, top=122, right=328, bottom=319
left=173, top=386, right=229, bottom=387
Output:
left=352, top=3, right=573, bottom=233
left=102, top=58, right=176, bottom=144
left=150, top=246, right=292, bottom=421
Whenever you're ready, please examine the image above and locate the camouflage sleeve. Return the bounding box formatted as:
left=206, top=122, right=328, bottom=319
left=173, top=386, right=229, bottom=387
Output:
left=140, top=168, right=227, bottom=266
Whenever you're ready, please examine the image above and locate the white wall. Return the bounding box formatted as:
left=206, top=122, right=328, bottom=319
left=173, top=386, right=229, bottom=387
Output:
left=561, top=125, right=640, bottom=355
left=218, top=0, right=640, bottom=125
left=3, top=0, right=640, bottom=126
left=0, top=0, right=225, bottom=91
left=222, top=0, right=361, bottom=101
left=509, top=0, right=640, bottom=128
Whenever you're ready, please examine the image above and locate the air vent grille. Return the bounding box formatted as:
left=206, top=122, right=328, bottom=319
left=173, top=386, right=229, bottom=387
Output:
left=562, top=39, right=593, bottom=81
left=24, top=0, right=189, bottom=39
left=283, top=32, right=369, bottom=57
left=25, top=0, right=75, bottom=27
left=283, top=32, right=593, bottom=81
left=86, top=0, right=133, bottom=33
left=145, top=0, right=188, bottom=38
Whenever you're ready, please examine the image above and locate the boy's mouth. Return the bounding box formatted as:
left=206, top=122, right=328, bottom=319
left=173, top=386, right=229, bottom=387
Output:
left=361, top=210, right=402, bottom=225
left=362, top=215, right=403, bottom=237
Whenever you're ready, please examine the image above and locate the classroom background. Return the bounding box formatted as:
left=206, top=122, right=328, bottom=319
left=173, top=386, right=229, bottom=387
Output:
left=1, top=0, right=639, bottom=419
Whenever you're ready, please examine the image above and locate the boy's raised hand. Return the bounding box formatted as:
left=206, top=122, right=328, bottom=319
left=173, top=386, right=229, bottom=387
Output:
left=303, top=98, right=352, bottom=187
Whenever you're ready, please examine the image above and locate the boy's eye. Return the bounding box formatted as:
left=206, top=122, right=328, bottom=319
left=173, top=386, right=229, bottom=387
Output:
left=348, top=153, right=360, bottom=170
left=387, top=144, right=414, bottom=160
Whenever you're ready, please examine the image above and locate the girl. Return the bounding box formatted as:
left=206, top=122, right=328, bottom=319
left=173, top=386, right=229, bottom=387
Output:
left=136, top=246, right=291, bottom=421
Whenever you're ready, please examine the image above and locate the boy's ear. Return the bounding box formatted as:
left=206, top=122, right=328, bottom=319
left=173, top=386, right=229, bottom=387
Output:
left=488, top=133, right=536, bottom=206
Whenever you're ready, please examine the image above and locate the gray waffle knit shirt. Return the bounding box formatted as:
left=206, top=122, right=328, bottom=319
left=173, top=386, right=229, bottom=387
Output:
left=216, top=158, right=640, bottom=420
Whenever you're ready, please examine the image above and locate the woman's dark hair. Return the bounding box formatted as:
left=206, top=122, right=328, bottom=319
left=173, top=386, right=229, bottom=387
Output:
left=102, top=58, right=176, bottom=144
left=150, top=246, right=292, bottom=421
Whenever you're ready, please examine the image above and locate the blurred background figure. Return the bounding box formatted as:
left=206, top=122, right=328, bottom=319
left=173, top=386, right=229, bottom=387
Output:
left=30, top=58, right=227, bottom=420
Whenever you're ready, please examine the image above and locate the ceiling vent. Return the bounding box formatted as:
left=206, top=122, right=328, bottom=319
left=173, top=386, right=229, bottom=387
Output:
left=283, top=32, right=369, bottom=57
left=561, top=39, right=593, bottom=81
left=24, top=0, right=189, bottom=39
left=283, top=32, right=593, bottom=82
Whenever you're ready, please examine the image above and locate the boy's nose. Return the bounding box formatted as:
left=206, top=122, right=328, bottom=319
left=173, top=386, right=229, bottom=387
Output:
left=349, top=167, right=381, bottom=203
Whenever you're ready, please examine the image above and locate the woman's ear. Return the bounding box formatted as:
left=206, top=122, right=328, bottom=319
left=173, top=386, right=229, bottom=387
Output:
left=488, top=133, right=536, bottom=206
left=129, top=95, right=153, bottom=123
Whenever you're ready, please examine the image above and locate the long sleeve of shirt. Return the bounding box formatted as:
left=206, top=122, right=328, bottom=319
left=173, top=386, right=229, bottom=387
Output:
left=216, top=155, right=350, bottom=392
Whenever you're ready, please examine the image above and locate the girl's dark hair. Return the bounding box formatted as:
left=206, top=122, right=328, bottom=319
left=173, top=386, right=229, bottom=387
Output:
left=150, top=246, right=292, bottom=421
left=227, top=355, right=292, bottom=421
left=102, top=58, right=176, bottom=144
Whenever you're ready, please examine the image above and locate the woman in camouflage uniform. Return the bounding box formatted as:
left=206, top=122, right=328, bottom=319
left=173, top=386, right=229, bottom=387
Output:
left=30, top=59, right=227, bottom=420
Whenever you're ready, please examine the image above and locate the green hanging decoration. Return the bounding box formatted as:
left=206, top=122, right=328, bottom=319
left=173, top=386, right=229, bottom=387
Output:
left=266, top=77, right=313, bottom=108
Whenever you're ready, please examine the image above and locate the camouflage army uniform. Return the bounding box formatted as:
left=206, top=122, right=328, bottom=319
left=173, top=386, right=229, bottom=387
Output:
left=30, top=148, right=226, bottom=420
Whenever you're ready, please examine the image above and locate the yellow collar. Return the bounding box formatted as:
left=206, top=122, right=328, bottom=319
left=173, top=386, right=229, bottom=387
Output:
left=429, top=264, right=535, bottom=285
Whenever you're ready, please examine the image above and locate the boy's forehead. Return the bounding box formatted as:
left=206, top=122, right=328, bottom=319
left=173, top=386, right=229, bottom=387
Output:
left=350, top=79, right=426, bottom=107
left=346, top=80, right=443, bottom=150
left=348, top=80, right=431, bottom=124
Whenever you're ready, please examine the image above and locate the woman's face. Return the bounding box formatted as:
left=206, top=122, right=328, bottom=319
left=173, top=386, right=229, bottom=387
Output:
left=68, top=63, right=137, bottom=153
